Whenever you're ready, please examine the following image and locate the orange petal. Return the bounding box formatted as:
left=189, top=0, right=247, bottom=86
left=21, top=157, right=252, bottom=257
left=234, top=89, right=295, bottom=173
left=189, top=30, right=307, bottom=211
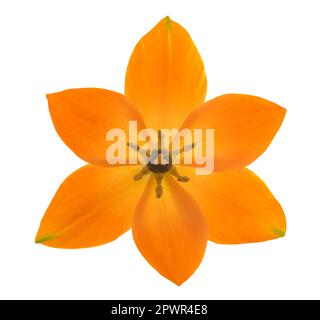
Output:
left=48, top=88, right=145, bottom=166
left=35, top=165, right=147, bottom=248
left=132, top=175, right=208, bottom=285
left=179, top=166, right=286, bottom=244
left=125, top=17, right=207, bottom=129
left=181, top=94, right=286, bottom=171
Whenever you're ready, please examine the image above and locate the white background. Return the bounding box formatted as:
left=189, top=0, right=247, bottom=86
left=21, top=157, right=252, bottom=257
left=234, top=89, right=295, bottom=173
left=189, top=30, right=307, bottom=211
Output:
left=0, top=0, right=319, bottom=299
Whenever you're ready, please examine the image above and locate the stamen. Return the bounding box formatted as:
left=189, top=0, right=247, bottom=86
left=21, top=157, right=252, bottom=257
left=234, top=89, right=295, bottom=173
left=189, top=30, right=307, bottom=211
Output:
left=169, top=166, right=190, bottom=182
left=131, top=132, right=190, bottom=198
left=127, top=142, right=140, bottom=152
left=148, top=129, right=171, bottom=167
left=157, top=129, right=164, bottom=154
left=127, top=142, right=150, bottom=161
left=183, top=142, right=196, bottom=153
left=155, top=174, right=163, bottom=198
left=177, top=176, right=190, bottom=182
left=172, top=142, right=196, bottom=157
left=133, top=166, right=150, bottom=180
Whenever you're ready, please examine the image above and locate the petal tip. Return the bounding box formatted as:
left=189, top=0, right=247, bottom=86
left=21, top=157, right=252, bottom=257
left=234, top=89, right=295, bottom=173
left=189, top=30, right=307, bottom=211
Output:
left=46, top=92, right=59, bottom=104
left=171, top=278, right=186, bottom=286
left=35, top=234, right=55, bottom=244
left=163, top=273, right=189, bottom=286
left=46, top=93, right=53, bottom=101
left=276, top=103, right=287, bottom=118
left=280, top=106, right=287, bottom=119
left=165, top=16, right=171, bottom=29
left=271, top=227, right=286, bottom=238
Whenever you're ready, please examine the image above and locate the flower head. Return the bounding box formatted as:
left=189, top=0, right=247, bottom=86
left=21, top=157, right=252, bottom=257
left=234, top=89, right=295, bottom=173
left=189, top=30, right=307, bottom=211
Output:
left=36, top=17, right=286, bottom=285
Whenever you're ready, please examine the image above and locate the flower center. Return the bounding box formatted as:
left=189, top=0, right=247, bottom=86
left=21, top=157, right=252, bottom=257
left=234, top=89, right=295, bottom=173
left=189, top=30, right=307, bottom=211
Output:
left=147, top=162, right=172, bottom=173
left=128, top=130, right=193, bottom=198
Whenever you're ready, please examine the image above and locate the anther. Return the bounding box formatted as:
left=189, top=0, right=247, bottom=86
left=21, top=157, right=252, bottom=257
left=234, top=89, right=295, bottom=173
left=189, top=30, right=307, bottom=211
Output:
left=183, top=142, right=196, bottom=153
left=169, top=166, right=190, bottom=182
left=177, top=176, right=189, bottom=182
left=155, top=174, right=163, bottom=198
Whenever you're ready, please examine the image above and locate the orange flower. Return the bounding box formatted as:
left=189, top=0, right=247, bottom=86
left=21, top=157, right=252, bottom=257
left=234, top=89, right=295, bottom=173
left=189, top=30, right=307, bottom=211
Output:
left=36, top=17, right=286, bottom=285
